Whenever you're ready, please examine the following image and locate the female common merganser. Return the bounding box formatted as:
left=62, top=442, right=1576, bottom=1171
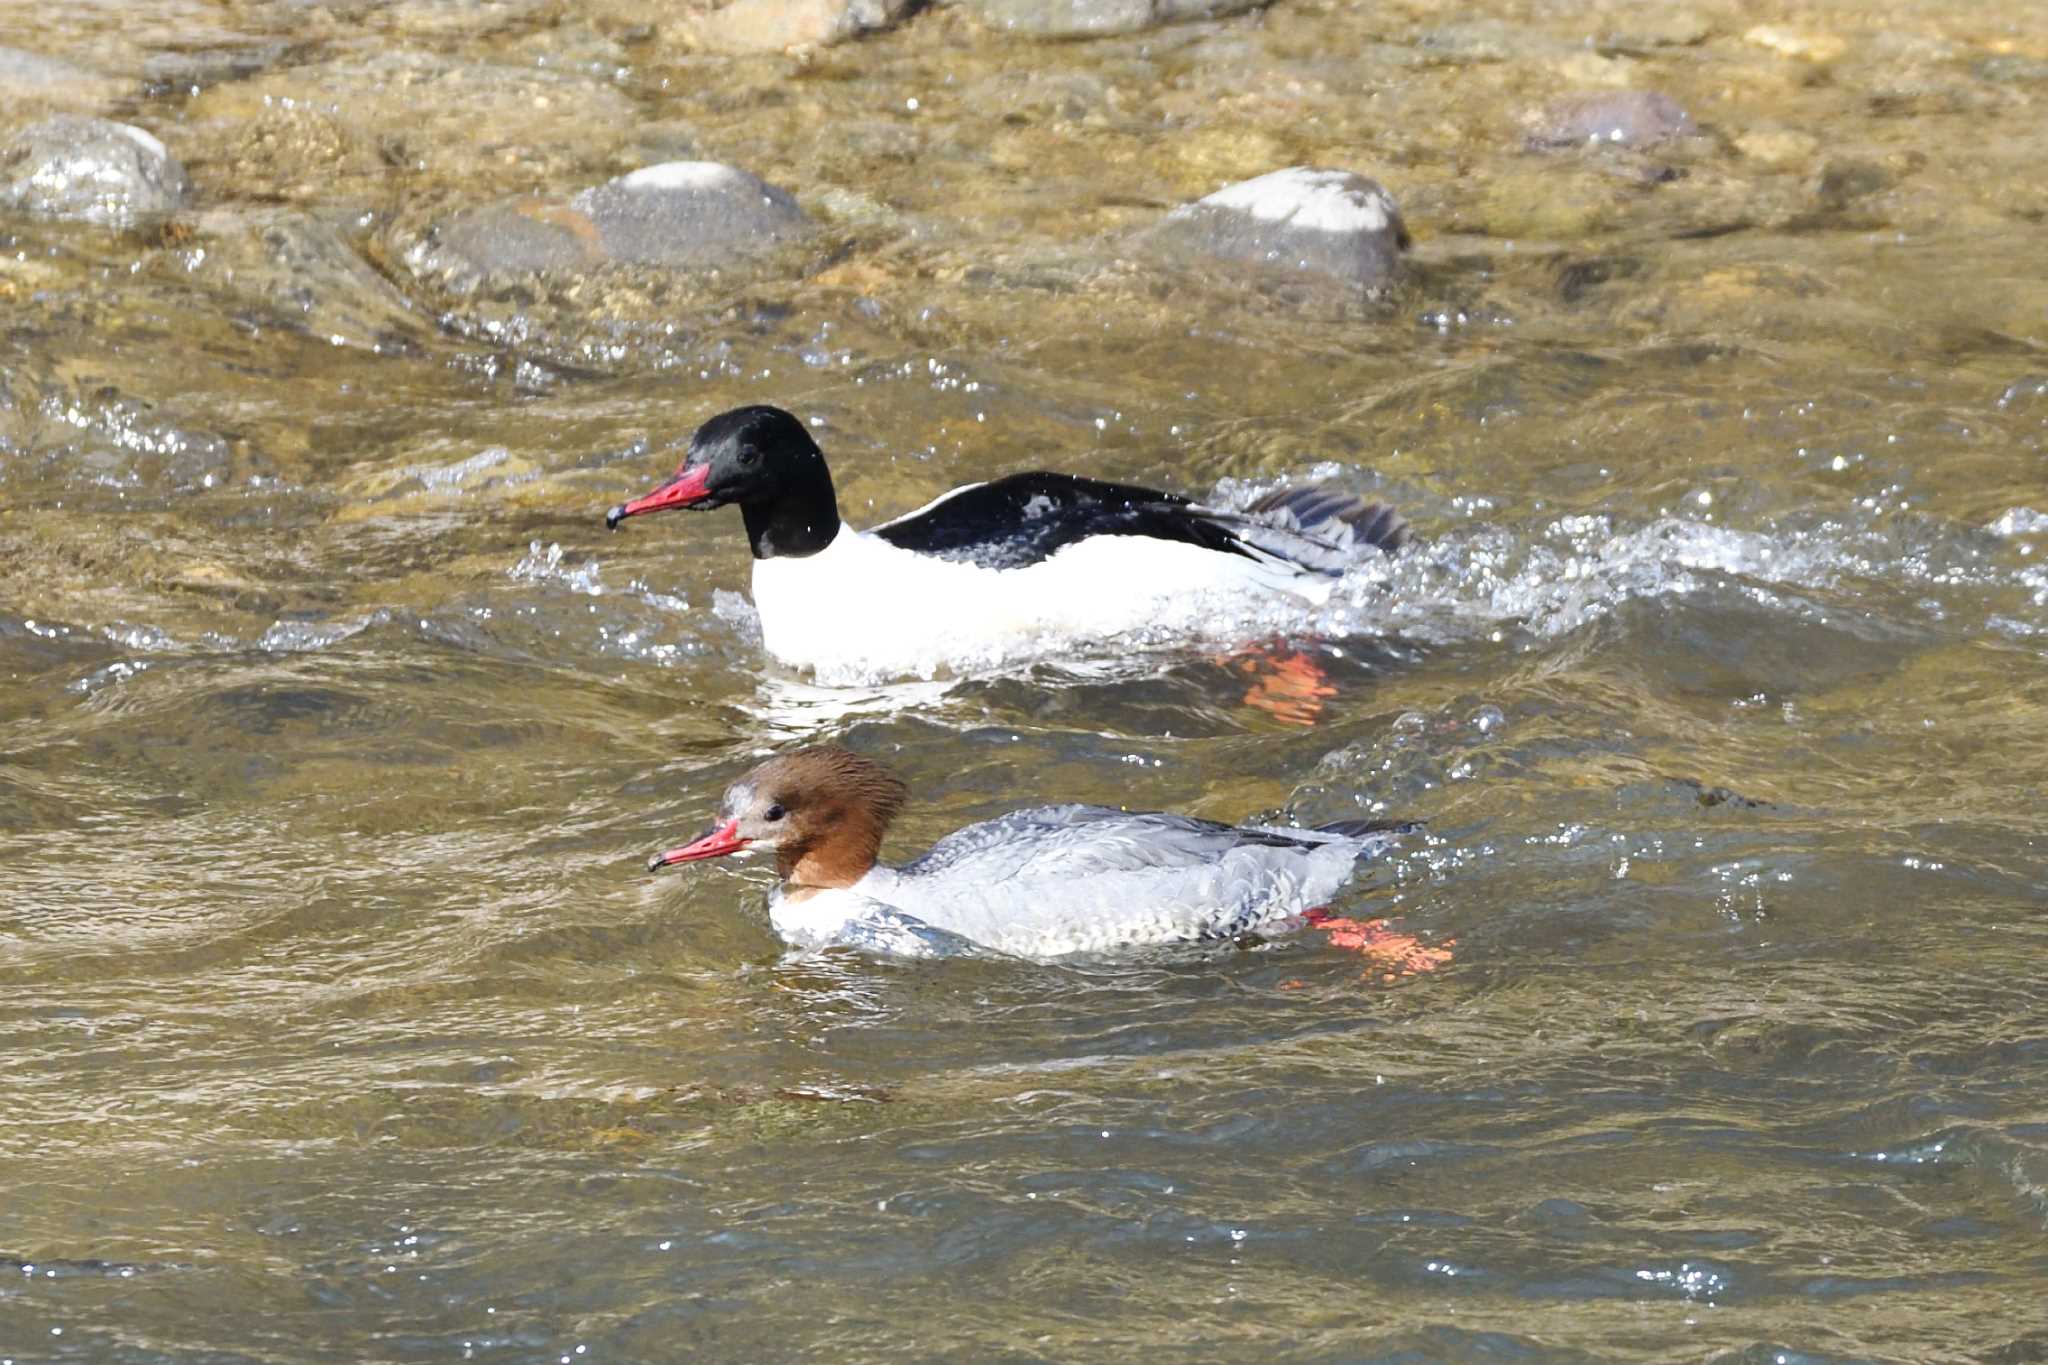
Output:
left=646, top=746, right=1415, bottom=958
left=605, top=405, right=1409, bottom=680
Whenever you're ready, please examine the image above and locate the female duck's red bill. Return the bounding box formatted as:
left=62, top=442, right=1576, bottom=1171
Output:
left=647, top=818, right=750, bottom=871
left=606, top=462, right=714, bottom=530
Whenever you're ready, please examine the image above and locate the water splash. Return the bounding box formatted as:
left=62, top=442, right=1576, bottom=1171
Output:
left=510, top=540, right=606, bottom=596
left=257, top=613, right=386, bottom=653
left=418, top=445, right=515, bottom=492
left=759, top=493, right=2047, bottom=689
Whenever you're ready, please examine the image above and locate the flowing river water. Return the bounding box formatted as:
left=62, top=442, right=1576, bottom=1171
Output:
left=4, top=0, right=2048, bottom=1358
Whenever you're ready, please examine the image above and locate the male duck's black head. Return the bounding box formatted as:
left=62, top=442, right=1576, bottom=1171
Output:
left=605, top=404, right=841, bottom=559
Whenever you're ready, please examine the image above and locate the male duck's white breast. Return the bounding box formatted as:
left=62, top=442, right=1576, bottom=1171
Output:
left=750, top=528, right=1317, bottom=679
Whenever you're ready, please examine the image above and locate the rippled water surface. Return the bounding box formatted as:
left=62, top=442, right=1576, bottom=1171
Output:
left=5, top=0, right=2048, bottom=1358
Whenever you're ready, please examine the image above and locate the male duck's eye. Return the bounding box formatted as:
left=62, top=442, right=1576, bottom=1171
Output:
left=738, top=447, right=760, bottom=466
left=764, top=803, right=786, bottom=822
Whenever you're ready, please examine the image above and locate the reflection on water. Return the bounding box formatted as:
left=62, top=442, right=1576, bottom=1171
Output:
left=5, top=0, right=2048, bottom=1357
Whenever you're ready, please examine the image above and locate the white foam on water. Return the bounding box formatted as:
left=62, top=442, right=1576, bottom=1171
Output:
left=711, top=588, right=762, bottom=645
left=1987, top=507, right=2048, bottom=538
left=730, top=483, right=2048, bottom=694
left=68, top=658, right=153, bottom=696
left=418, top=446, right=512, bottom=492
left=738, top=674, right=961, bottom=740
left=510, top=540, right=605, bottom=596
left=99, top=622, right=179, bottom=652
left=259, top=614, right=383, bottom=653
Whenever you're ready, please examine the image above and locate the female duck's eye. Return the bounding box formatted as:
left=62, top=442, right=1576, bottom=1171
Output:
left=764, top=803, right=786, bottom=822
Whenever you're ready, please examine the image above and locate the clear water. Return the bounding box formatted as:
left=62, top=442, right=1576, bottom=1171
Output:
left=4, top=0, right=2048, bottom=1358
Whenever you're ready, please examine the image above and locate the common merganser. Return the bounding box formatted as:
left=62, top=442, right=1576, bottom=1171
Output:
left=605, top=405, right=1409, bottom=680
left=646, top=746, right=1415, bottom=958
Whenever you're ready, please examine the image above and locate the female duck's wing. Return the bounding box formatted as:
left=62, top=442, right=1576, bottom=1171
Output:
left=886, top=806, right=1404, bottom=954
left=899, top=804, right=1392, bottom=882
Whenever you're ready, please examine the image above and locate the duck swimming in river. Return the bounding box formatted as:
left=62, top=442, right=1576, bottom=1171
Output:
left=646, top=746, right=1416, bottom=959
left=606, top=405, right=1408, bottom=680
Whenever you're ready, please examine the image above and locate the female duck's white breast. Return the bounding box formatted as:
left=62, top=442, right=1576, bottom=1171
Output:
left=767, top=879, right=894, bottom=948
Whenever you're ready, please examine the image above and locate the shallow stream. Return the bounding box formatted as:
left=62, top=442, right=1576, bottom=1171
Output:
left=4, top=0, right=2047, bottom=1358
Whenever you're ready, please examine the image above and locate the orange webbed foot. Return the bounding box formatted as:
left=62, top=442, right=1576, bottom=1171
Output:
left=1305, top=909, right=1455, bottom=981
left=1219, top=640, right=1335, bottom=726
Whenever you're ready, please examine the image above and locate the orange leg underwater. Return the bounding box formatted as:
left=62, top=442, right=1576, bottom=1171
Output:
left=1221, top=639, right=1336, bottom=726
left=1305, top=908, right=1456, bottom=982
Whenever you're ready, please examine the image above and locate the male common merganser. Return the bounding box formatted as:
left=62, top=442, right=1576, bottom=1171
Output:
left=646, top=746, right=1414, bottom=958
left=605, top=405, right=1409, bottom=680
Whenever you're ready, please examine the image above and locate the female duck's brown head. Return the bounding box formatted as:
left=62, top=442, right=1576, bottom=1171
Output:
left=649, top=746, right=909, bottom=890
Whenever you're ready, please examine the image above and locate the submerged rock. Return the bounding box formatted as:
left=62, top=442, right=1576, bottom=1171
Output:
left=203, top=101, right=383, bottom=206
left=0, top=46, right=126, bottom=115
left=573, top=162, right=808, bottom=263
left=384, top=0, right=559, bottom=38
left=1734, top=126, right=1820, bottom=169
left=423, top=199, right=604, bottom=278
left=1594, top=10, right=1709, bottom=54
left=0, top=116, right=188, bottom=226
left=141, top=42, right=289, bottom=96
left=1975, top=54, right=2048, bottom=86
left=693, top=0, right=919, bottom=50
left=25, top=385, right=234, bottom=493
left=957, top=0, right=1269, bottom=38
left=187, top=50, right=637, bottom=198
left=1525, top=91, right=1696, bottom=151
left=1811, top=157, right=1896, bottom=217
left=1814, top=158, right=1891, bottom=202
left=187, top=209, right=428, bottom=355
left=407, top=161, right=809, bottom=292
left=1148, top=167, right=1409, bottom=291
left=1412, top=19, right=1525, bottom=64
left=1742, top=24, right=1846, bottom=63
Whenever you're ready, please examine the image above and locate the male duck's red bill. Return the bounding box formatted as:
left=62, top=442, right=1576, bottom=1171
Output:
left=605, top=461, right=714, bottom=530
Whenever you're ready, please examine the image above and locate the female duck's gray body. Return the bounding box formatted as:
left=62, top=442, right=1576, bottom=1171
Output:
left=647, top=747, right=1411, bottom=959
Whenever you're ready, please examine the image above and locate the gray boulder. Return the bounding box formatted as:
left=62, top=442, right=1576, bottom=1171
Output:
left=1525, top=91, right=1696, bottom=151
left=958, top=0, right=1269, bottom=38
left=407, top=161, right=809, bottom=292
left=192, top=209, right=429, bottom=355
left=187, top=50, right=638, bottom=199
left=571, top=162, right=807, bottom=265
left=142, top=42, right=289, bottom=95
left=0, top=116, right=187, bottom=226
left=1149, top=167, right=1409, bottom=290
left=693, top=0, right=920, bottom=50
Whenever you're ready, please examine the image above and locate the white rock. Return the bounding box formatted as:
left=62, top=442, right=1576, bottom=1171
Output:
left=1192, top=168, right=1396, bottom=235
left=1150, top=166, right=1409, bottom=291
left=0, top=116, right=187, bottom=226
left=616, top=161, right=742, bottom=192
